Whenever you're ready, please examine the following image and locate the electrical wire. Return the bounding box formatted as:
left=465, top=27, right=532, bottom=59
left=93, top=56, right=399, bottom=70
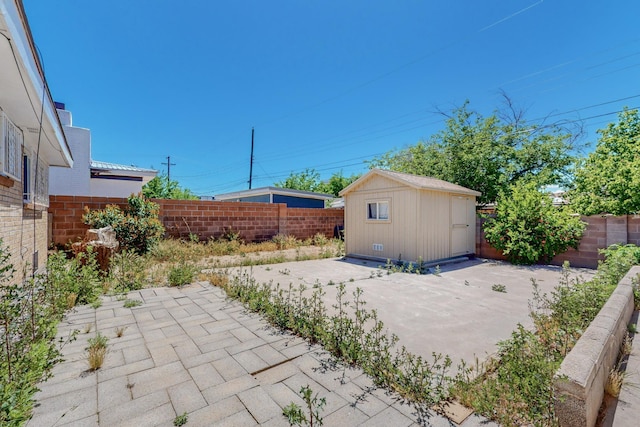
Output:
left=0, top=28, right=48, bottom=276
left=252, top=1, right=545, bottom=129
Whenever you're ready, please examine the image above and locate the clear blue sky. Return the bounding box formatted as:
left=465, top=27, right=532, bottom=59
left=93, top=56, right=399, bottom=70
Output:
left=23, top=0, right=640, bottom=196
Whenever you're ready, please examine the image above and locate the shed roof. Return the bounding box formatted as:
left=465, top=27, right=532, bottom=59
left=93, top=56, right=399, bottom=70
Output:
left=339, top=169, right=481, bottom=197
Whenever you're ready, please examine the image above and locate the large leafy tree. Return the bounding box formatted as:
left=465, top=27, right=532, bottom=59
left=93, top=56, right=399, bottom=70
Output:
left=369, top=99, right=579, bottom=205
left=275, top=169, right=359, bottom=197
left=275, top=168, right=322, bottom=193
left=142, top=173, right=199, bottom=200
left=570, top=108, right=640, bottom=215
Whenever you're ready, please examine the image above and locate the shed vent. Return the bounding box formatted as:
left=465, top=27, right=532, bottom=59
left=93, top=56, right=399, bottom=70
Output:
left=372, top=243, right=383, bottom=251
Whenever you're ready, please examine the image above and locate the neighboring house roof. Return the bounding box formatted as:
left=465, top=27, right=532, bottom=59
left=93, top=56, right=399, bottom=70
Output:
left=216, top=186, right=334, bottom=201
left=90, top=160, right=157, bottom=175
left=330, top=198, right=344, bottom=208
left=340, top=169, right=482, bottom=197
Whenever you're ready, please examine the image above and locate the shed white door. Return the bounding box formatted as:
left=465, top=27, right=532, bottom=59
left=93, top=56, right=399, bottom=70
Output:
left=451, top=196, right=471, bottom=256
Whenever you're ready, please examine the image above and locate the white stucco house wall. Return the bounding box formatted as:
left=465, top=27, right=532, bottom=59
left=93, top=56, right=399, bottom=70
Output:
left=49, top=105, right=157, bottom=197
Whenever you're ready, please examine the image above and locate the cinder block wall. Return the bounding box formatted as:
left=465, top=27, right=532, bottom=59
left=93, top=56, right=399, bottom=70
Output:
left=49, top=196, right=128, bottom=246
left=48, top=196, right=344, bottom=246
left=477, top=215, right=640, bottom=269
left=48, top=196, right=639, bottom=268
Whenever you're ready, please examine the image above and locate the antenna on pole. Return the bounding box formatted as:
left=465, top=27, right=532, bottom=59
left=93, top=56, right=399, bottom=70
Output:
left=162, top=156, right=176, bottom=183
left=248, top=127, right=255, bottom=189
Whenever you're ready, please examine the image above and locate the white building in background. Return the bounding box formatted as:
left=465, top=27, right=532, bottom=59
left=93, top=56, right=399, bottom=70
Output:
left=49, top=105, right=157, bottom=197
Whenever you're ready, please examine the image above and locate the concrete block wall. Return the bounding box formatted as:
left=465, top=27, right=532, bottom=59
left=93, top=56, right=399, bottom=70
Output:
left=477, top=215, right=640, bottom=269
left=553, top=266, right=639, bottom=427
left=160, top=199, right=281, bottom=242
left=0, top=176, right=49, bottom=285
left=49, top=195, right=128, bottom=246
left=48, top=196, right=345, bottom=246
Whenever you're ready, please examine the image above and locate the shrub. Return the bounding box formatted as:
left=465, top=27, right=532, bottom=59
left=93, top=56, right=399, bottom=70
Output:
left=0, top=240, right=76, bottom=425
left=452, top=245, right=640, bottom=425
left=168, top=264, right=195, bottom=286
left=483, top=181, right=585, bottom=265
left=47, top=249, right=102, bottom=306
left=83, top=194, right=165, bottom=254
left=110, top=249, right=147, bottom=292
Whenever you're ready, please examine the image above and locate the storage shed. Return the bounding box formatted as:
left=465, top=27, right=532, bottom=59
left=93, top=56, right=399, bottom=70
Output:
left=339, top=169, right=481, bottom=264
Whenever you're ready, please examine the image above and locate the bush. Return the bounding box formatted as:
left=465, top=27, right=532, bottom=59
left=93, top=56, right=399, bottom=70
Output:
left=110, top=250, right=147, bottom=292
left=168, top=264, right=195, bottom=286
left=83, top=194, right=165, bottom=254
left=453, top=245, right=640, bottom=425
left=47, top=249, right=102, bottom=306
left=0, top=240, right=80, bottom=425
left=483, top=181, right=585, bottom=265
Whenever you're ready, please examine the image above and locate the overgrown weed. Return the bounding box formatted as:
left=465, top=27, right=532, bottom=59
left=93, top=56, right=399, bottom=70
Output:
left=214, top=271, right=453, bottom=409
left=451, top=244, right=640, bottom=426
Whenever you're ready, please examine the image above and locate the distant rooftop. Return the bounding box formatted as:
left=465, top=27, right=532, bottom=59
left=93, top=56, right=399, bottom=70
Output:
left=216, top=186, right=334, bottom=200
left=90, top=160, right=157, bottom=174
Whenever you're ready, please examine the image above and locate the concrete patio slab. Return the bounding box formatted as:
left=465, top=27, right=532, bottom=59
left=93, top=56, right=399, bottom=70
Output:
left=237, top=257, right=595, bottom=366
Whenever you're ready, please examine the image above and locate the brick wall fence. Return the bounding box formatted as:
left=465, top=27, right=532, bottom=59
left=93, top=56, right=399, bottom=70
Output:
left=49, top=195, right=640, bottom=269
left=49, top=196, right=344, bottom=246
left=476, top=215, right=640, bottom=269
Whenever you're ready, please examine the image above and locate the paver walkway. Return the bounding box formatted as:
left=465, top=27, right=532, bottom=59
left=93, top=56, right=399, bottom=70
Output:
left=28, top=282, right=495, bottom=426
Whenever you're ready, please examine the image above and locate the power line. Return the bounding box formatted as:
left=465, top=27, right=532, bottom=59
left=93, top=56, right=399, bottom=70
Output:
left=161, top=156, right=176, bottom=182
left=200, top=103, right=639, bottom=194
left=252, top=1, right=544, bottom=129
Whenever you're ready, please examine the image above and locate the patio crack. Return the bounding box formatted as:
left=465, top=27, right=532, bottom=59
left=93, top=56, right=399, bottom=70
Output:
left=249, top=354, right=303, bottom=376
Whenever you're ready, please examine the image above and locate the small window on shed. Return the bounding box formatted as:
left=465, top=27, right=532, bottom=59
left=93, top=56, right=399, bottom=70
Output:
left=367, top=201, right=389, bottom=220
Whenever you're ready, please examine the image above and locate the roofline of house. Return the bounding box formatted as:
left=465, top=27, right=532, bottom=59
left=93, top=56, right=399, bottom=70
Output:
left=216, top=186, right=334, bottom=201
left=6, top=0, right=73, bottom=167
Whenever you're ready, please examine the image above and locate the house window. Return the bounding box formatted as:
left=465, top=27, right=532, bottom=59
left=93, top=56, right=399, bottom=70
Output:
left=23, top=154, right=31, bottom=202
left=1, top=112, right=23, bottom=181
left=367, top=200, right=389, bottom=221
left=35, top=158, right=49, bottom=206
left=23, top=153, right=49, bottom=207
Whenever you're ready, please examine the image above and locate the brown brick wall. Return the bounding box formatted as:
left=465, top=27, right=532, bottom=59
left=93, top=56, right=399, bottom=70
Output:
left=48, top=195, right=635, bottom=270
left=0, top=177, right=48, bottom=285
left=476, top=215, right=634, bottom=269
left=49, top=196, right=344, bottom=246
left=49, top=196, right=128, bottom=246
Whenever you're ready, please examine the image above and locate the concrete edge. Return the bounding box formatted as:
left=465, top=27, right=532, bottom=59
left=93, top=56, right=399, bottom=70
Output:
left=344, top=253, right=471, bottom=269
left=553, top=266, right=640, bottom=427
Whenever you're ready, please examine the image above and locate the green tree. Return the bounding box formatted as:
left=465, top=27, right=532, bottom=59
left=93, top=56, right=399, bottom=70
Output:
left=317, top=171, right=360, bottom=197
left=275, top=168, right=322, bottom=192
left=142, top=173, right=198, bottom=200
left=275, top=169, right=360, bottom=197
left=483, top=181, right=585, bottom=265
left=369, top=99, right=578, bottom=205
left=570, top=108, right=640, bottom=215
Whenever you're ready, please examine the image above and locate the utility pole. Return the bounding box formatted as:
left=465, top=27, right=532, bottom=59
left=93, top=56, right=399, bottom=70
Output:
left=248, top=127, right=254, bottom=189
left=162, top=156, right=176, bottom=183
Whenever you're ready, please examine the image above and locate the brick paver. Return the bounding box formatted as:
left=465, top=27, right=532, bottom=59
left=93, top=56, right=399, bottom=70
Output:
left=27, top=282, right=496, bottom=426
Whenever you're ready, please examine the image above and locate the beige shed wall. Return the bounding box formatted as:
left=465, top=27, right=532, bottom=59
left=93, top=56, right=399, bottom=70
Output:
left=344, top=174, right=477, bottom=263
